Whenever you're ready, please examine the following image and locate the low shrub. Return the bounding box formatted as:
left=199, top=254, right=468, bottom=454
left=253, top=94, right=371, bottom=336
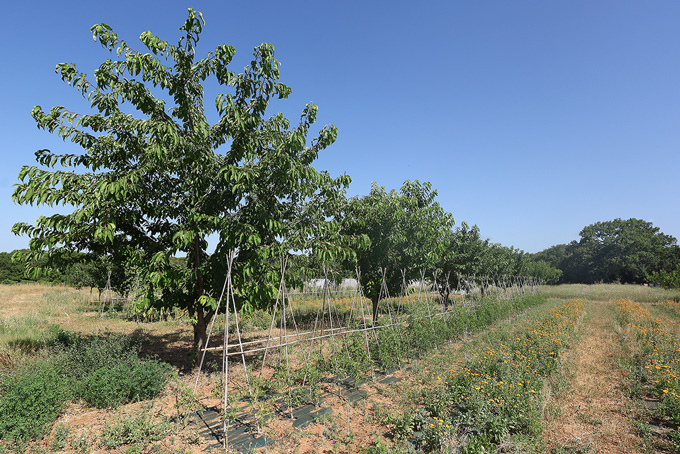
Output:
left=0, top=331, right=172, bottom=441
left=99, top=408, right=173, bottom=450
left=80, top=358, right=171, bottom=409
left=0, top=360, right=68, bottom=441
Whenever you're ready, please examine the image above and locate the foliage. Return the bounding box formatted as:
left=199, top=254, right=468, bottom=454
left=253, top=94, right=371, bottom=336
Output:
left=11, top=8, right=356, bottom=349
left=436, top=223, right=491, bottom=286
left=0, top=250, right=66, bottom=285
left=0, top=360, right=68, bottom=441
left=0, top=251, right=33, bottom=284
left=0, top=331, right=171, bottom=441
left=64, top=255, right=135, bottom=302
left=534, top=218, right=680, bottom=284
left=650, top=264, right=680, bottom=289
left=341, top=180, right=454, bottom=317
left=435, top=222, right=559, bottom=296
left=523, top=259, right=562, bottom=285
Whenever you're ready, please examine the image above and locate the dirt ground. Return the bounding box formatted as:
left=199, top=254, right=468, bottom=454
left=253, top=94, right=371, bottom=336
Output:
left=542, top=300, right=645, bottom=453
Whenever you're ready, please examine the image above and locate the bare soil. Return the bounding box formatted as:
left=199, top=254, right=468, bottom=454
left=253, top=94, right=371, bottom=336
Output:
left=543, top=300, right=644, bottom=453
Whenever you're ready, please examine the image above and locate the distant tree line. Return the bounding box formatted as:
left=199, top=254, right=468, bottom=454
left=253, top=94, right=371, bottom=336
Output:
left=531, top=218, right=680, bottom=287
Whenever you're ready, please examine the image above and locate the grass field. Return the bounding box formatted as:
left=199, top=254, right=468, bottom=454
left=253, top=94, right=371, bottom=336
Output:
left=0, top=283, right=679, bottom=453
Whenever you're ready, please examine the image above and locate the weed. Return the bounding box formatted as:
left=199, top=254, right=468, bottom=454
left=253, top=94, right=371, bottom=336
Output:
left=0, top=359, right=68, bottom=441
left=100, top=407, right=174, bottom=450
left=68, top=432, right=92, bottom=454
left=49, top=424, right=70, bottom=451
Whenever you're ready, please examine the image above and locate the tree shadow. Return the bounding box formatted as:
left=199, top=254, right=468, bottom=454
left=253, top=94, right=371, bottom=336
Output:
left=128, top=328, right=271, bottom=374
left=128, top=327, right=196, bottom=373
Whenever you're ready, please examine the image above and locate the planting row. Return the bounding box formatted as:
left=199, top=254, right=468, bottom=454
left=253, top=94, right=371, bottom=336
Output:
left=388, top=298, right=584, bottom=452
left=234, top=293, right=549, bottom=412
left=616, top=298, right=680, bottom=450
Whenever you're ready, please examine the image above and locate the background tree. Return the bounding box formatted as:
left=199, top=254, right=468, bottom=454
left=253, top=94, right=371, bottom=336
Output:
left=523, top=260, right=562, bottom=285
left=12, top=9, right=354, bottom=352
left=341, top=180, right=454, bottom=321
left=0, top=251, right=34, bottom=284
left=650, top=264, right=680, bottom=289
left=65, top=256, right=131, bottom=301
left=435, top=223, right=551, bottom=300
left=533, top=218, right=680, bottom=284
left=436, top=223, right=489, bottom=298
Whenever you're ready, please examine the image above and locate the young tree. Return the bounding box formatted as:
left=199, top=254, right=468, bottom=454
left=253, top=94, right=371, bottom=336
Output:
left=435, top=222, right=490, bottom=302
left=342, top=180, right=454, bottom=321
left=523, top=260, right=562, bottom=285
left=12, top=9, right=354, bottom=351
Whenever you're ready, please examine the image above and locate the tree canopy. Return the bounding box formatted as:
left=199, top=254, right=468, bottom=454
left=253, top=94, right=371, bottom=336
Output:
left=435, top=222, right=561, bottom=298
left=533, top=218, right=680, bottom=284
left=341, top=180, right=454, bottom=318
left=12, top=9, right=355, bottom=349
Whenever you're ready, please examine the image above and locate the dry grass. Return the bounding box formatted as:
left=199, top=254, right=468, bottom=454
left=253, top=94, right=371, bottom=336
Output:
left=542, top=283, right=680, bottom=303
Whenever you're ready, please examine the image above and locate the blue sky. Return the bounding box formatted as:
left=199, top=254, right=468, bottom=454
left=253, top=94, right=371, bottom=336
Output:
left=2, top=1, right=679, bottom=254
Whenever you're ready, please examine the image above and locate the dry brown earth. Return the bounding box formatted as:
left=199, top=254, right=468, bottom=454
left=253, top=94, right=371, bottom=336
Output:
left=543, top=300, right=644, bottom=453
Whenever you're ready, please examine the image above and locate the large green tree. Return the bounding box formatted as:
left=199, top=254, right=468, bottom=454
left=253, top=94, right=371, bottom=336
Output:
left=12, top=9, right=354, bottom=350
left=341, top=180, right=454, bottom=320
left=534, top=218, right=680, bottom=284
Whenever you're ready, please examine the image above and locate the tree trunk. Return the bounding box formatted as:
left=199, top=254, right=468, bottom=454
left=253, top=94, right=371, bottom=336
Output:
left=193, top=306, right=207, bottom=352
left=192, top=238, right=207, bottom=354
left=372, top=295, right=380, bottom=325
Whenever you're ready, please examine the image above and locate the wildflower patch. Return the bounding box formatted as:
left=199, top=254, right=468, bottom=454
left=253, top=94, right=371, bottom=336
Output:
left=392, top=299, right=584, bottom=452
left=616, top=298, right=680, bottom=449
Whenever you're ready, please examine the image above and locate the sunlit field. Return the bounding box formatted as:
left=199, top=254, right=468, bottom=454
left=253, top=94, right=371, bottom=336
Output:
left=1, top=282, right=680, bottom=452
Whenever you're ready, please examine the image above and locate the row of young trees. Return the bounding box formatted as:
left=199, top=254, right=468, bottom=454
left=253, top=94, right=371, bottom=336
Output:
left=9, top=9, right=554, bottom=349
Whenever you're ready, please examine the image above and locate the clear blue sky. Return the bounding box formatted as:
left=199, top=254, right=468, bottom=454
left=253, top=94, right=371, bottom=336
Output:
left=2, top=1, right=679, bottom=254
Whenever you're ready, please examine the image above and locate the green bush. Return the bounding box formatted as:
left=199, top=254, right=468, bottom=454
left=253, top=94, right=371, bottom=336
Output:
left=60, top=333, right=137, bottom=380
left=0, top=331, right=173, bottom=441
left=0, top=361, right=68, bottom=441
left=60, top=334, right=171, bottom=409
left=80, top=359, right=171, bottom=409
